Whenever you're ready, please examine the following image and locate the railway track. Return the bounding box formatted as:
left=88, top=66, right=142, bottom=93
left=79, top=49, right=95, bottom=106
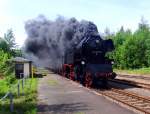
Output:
left=109, top=79, right=150, bottom=90
left=118, top=74, right=150, bottom=80
left=61, top=73, right=150, bottom=113
left=94, top=77, right=150, bottom=114
left=96, top=88, right=150, bottom=114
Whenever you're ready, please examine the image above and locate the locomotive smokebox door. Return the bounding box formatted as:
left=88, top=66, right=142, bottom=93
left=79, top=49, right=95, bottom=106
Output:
left=11, top=57, right=32, bottom=78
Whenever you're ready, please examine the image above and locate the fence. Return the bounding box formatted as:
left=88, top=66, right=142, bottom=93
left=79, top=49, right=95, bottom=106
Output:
left=0, top=74, right=33, bottom=112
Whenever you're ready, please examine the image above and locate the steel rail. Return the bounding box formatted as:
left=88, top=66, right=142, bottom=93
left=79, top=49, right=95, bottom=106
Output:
left=117, top=74, right=150, bottom=80
left=109, top=79, right=150, bottom=90
left=97, top=88, right=150, bottom=114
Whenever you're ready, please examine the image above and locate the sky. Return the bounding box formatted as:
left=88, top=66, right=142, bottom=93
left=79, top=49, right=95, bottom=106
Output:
left=0, top=0, right=150, bottom=46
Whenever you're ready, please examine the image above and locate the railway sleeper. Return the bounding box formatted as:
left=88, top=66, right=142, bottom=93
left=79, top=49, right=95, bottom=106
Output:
left=133, top=104, right=149, bottom=107
left=117, top=97, right=129, bottom=100
left=111, top=89, right=150, bottom=102
left=142, top=107, right=150, bottom=111
left=98, top=89, right=150, bottom=114
left=122, top=99, right=138, bottom=102
left=141, top=106, right=150, bottom=109
left=129, top=102, right=148, bottom=105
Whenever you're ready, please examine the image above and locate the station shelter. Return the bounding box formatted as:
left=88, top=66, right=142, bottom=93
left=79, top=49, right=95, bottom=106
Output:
left=11, top=57, right=32, bottom=78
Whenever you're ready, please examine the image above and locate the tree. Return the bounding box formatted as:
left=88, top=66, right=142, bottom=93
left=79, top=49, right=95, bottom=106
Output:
left=107, top=17, right=150, bottom=69
left=145, top=39, right=150, bottom=66
left=132, top=17, right=150, bottom=67
left=123, top=37, right=140, bottom=68
left=0, top=37, right=9, bottom=52
left=0, top=29, right=18, bottom=81
left=109, top=27, right=133, bottom=69
left=1, top=29, right=21, bottom=57
left=0, top=50, right=10, bottom=72
left=4, top=29, right=16, bottom=49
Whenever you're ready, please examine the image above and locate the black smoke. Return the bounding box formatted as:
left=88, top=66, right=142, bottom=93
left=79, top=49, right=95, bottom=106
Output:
left=24, top=15, right=99, bottom=68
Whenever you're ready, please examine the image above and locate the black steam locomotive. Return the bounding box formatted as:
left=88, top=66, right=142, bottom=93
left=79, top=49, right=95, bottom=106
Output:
left=62, top=33, right=116, bottom=87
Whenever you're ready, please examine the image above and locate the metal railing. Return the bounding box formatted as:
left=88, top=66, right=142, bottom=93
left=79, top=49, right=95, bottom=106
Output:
left=0, top=73, right=32, bottom=112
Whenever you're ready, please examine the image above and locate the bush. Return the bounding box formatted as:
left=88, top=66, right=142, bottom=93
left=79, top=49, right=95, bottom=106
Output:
left=5, top=74, right=17, bottom=86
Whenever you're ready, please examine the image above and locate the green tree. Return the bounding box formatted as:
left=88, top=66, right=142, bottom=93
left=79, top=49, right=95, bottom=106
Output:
left=0, top=50, right=10, bottom=73
left=108, top=17, right=150, bottom=69
left=4, top=29, right=16, bottom=49
left=110, top=27, right=133, bottom=69
left=0, top=37, right=9, bottom=52
left=132, top=17, right=150, bottom=68
left=145, top=39, right=150, bottom=66
left=123, top=37, right=140, bottom=68
left=1, top=29, right=21, bottom=57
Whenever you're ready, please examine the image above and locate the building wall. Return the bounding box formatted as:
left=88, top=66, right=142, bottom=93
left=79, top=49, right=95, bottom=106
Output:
left=24, top=63, right=30, bottom=77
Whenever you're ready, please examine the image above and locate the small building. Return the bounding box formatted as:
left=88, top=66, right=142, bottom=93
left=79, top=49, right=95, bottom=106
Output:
left=11, top=57, right=32, bottom=78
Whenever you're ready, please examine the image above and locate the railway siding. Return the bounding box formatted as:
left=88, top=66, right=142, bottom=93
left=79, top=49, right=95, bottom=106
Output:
left=109, top=79, right=150, bottom=90
left=117, top=73, right=150, bottom=79
left=96, top=88, right=150, bottom=114
left=108, top=78, right=150, bottom=99
left=116, top=74, right=150, bottom=84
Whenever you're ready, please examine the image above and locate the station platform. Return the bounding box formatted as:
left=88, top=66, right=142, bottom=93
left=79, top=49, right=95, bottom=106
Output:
left=37, top=72, right=136, bottom=114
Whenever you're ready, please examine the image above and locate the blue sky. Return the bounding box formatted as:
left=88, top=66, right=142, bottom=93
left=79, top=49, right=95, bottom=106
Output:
left=0, top=0, right=150, bottom=46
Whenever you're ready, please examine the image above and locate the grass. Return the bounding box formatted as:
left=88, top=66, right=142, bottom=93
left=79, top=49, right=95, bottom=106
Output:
left=114, top=67, right=150, bottom=75
left=0, top=80, right=10, bottom=97
left=0, top=78, right=38, bottom=114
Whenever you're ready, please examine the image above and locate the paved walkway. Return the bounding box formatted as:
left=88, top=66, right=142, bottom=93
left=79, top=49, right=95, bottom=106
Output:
left=37, top=72, right=136, bottom=114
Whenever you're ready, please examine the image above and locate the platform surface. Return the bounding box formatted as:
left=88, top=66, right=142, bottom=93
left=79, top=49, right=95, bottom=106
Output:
left=37, top=72, right=136, bottom=114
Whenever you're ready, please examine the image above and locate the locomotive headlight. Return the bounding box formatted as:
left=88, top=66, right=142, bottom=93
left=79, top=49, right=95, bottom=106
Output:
left=95, top=39, right=100, bottom=43
left=111, top=61, right=114, bottom=64
left=81, top=61, right=85, bottom=65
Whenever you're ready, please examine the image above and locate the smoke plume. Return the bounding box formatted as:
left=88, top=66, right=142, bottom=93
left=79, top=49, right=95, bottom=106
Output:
left=24, top=15, right=99, bottom=68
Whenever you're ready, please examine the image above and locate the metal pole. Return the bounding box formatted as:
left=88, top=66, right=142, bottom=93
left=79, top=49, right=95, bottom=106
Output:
left=32, top=66, right=34, bottom=79
left=9, top=92, right=13, bottom=112
left=1, top=100, right=4, bottom=112
left=22, top=79, right=24, bottom=95
left=30, top=78, right=32, bottom=89
left=17, top=82, right=20, bottom=96
left=20, top=73, right=22, bottom=79
left=24, top=77, right=26, bottom=84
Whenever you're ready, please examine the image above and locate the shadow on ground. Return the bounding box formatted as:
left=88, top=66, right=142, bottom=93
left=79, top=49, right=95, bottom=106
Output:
left=37, top=102, right=91, bottom=114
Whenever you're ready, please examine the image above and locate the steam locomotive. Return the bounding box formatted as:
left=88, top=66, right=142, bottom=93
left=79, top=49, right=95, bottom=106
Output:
left=61, top=33, right=116, bottom=87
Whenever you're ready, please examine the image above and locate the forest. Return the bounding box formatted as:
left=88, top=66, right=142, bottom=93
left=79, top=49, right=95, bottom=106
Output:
left=106, top=18, right=150, bottom=70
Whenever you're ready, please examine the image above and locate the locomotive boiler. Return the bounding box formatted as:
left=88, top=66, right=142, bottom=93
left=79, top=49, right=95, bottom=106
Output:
left=62, top=33, right=116, bottom=87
